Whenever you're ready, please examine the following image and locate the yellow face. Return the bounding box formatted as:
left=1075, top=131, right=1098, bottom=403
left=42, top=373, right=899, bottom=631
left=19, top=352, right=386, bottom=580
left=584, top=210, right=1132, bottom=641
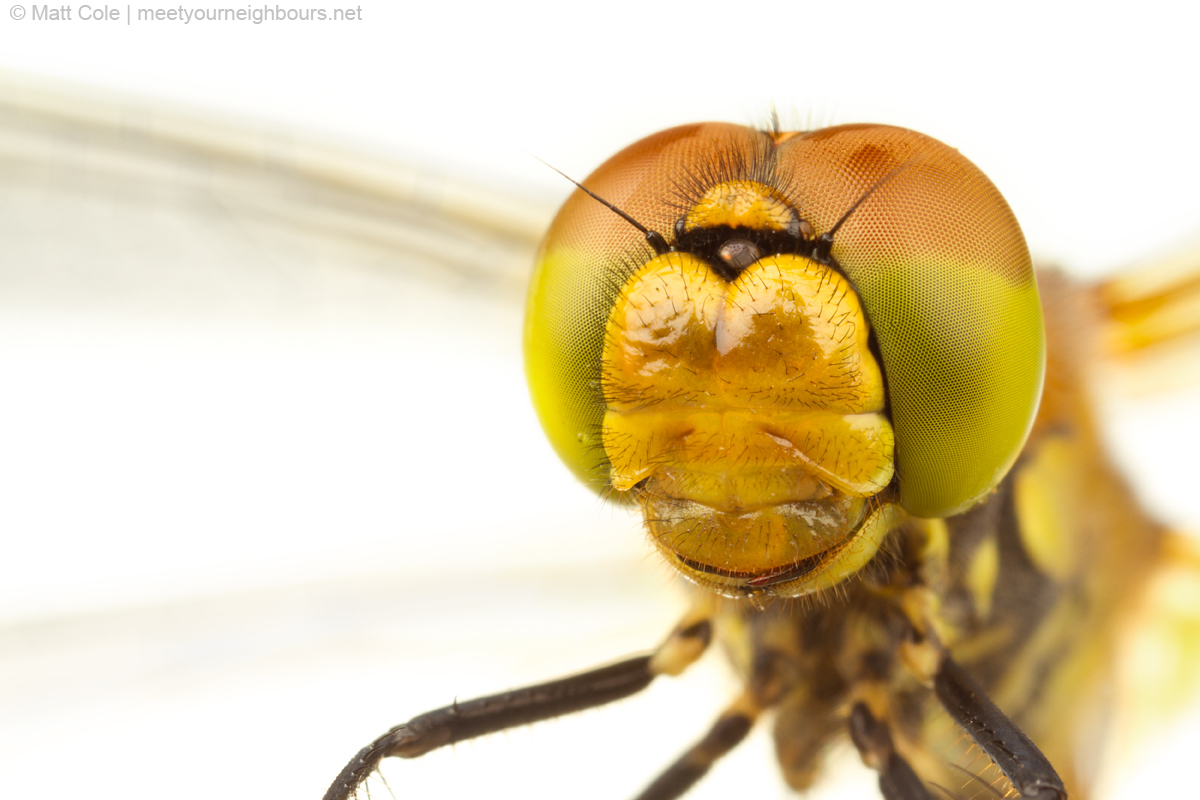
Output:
left=525, top=123, right=1045, bottom=599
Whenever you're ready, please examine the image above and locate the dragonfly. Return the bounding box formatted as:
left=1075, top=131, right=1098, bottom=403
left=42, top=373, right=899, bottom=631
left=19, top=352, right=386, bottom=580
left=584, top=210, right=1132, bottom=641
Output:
left=316, top=120, right=1200, bottom=800
left=1, top=72, right=1198, bottom=800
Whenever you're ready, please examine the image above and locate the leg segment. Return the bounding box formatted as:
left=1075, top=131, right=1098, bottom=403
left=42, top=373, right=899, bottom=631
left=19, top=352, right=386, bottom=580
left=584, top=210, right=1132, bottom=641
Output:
left=629, top=636, right=794, bottom=800
left=849, top=702, right=934, bottom=800
left=630, top=694, right=758, bottom=800
left=322, top=614, right=713, bottom=800
left=933, top=656, right=1065, bottom=800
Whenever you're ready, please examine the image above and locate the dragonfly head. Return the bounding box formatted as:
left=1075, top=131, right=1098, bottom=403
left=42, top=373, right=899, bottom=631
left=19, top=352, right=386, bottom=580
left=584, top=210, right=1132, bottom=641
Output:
left=525, top=123, right=1044, bottom=598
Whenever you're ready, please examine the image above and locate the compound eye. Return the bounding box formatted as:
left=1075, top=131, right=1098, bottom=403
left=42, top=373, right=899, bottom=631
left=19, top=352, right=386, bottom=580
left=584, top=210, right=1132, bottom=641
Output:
left=773, top=125, right=1045, bottom=517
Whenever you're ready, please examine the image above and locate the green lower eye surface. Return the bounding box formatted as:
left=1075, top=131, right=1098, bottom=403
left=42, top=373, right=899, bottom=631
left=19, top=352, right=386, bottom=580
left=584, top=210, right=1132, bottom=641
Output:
left=861, top=267, right=1045, bottom=518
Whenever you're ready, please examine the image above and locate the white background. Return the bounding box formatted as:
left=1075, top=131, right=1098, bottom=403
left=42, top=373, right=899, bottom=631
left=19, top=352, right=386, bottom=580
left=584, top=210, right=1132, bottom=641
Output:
left=1, top=2, right=1198, bottom=800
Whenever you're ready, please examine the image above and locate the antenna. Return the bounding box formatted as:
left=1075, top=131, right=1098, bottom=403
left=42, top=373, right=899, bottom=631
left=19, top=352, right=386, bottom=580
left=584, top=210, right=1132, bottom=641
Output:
left=534, top=157, right=670, bottom=255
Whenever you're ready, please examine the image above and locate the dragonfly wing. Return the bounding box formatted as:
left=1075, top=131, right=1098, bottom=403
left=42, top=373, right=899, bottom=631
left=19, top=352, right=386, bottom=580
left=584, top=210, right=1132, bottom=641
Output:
left=0, top=70, right=548, bottom=318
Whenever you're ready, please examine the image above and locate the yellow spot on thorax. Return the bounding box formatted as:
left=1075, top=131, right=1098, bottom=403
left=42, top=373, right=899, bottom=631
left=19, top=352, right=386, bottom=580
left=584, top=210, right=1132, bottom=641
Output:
left=1013, top=437, right=1080, bottom=581
left=965, top=536, right=1000, bottom=619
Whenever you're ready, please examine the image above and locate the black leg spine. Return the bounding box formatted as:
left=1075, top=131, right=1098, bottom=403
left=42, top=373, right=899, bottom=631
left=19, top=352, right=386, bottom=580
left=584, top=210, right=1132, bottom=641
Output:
left=933, top=657, right=1065, bottom=800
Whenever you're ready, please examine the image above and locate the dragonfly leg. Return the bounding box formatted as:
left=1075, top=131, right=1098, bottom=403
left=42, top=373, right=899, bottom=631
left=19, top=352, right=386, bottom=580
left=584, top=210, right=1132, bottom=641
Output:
left=322, top=610, right=714, bottom=800
left=933, top=656, right=1065, bottom=800
left=848, top=702, right=934, bottom=800
left=629, top=692, right=759, bottom=800
left=629, top=638, right=794, bottom=800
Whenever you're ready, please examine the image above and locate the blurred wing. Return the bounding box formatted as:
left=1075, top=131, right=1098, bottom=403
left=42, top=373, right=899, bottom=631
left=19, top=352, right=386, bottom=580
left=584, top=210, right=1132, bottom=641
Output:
left=1097, top=243, right=1200, bottom=361
left=0, top=68, right=574, bottom=614
left=0, top=70, right=546, bottom=314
